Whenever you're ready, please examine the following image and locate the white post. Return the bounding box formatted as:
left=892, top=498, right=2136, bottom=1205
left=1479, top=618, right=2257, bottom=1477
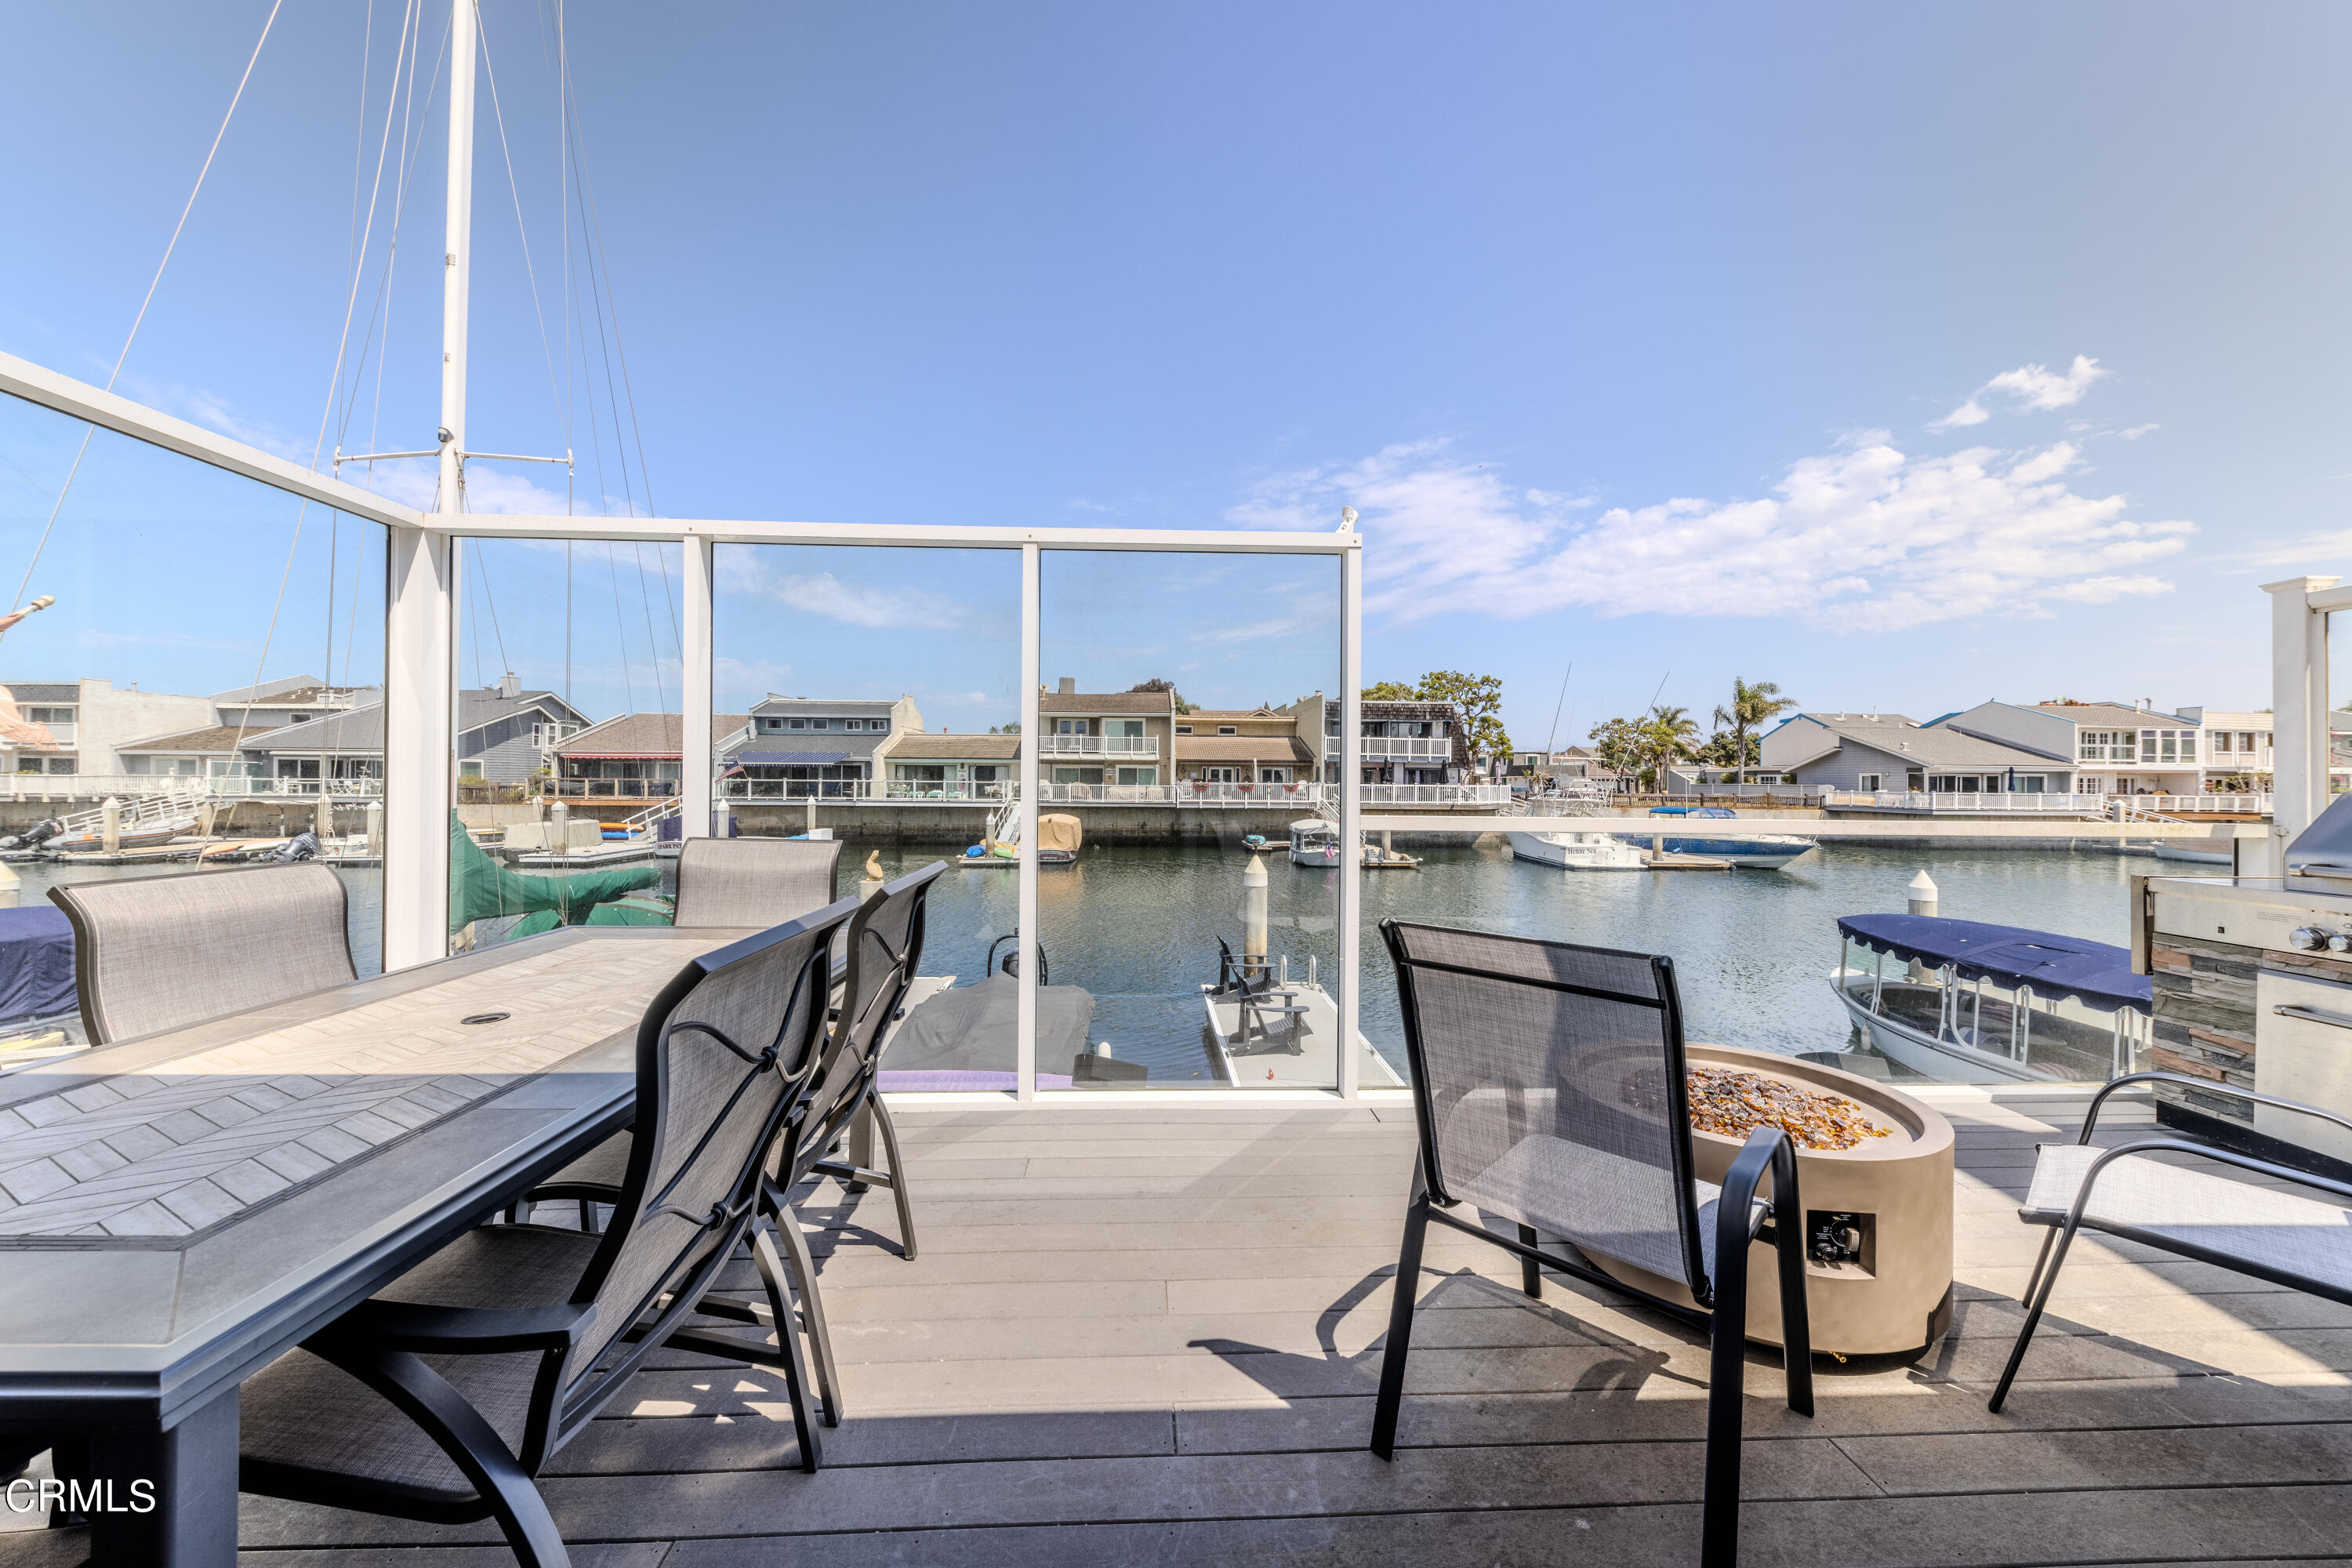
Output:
left=2267, top=575, right=2338, bottom=845
left=1907, top=869, right=1937, bottom=982
left=383, top=528, right=456, bottom=967
left=1242, top=852, right=1269, bottom=978
left=1016, top=543, right=1040, bottom=1101
left=364, top=799, right=383, bottom=857
left=313, top=792, right=332, bottom=842
left=101, top=797, right=120, bottom=855
left=437, top=0, right=476, bottom=517
left=681, top=532, right=714, bottom=839
left=1337, top=538, right=1363, bottom=1100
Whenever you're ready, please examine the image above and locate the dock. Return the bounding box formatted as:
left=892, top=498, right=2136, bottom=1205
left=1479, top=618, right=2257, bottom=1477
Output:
left=513, top=841, right=663, bottom=868
left=1201, top=980, right=1405, bottom=1088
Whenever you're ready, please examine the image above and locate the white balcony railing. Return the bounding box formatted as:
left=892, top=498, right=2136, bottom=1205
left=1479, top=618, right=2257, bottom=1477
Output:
left=1358, top=735, right=1450, bottom=759
left=883, top=781, right=1014, bottom=801
left=1363, top=782, right=1512, bottom=806
left=0, top=774, right=390, bottom=803
left=1038, top=733, right=1157, bottom=758
left=1821, top=790, right=2271, bottom=815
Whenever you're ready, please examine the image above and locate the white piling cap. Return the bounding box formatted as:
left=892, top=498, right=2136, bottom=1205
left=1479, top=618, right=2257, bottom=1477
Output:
left=1907, top=870, right=1937, bottom=896
left=1243, top=851, right=1268, bottom=884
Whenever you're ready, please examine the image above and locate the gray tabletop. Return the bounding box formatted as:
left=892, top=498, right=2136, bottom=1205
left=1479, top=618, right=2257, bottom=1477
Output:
left=0, top=925, right=740, bottom=1432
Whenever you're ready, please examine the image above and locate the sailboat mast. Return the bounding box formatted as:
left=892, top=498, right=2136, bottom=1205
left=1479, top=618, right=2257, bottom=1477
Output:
left=437, top=0, right=476, bottom=515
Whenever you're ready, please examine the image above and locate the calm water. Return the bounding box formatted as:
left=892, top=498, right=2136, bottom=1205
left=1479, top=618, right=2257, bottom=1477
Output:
left=16, top=840, right=2165, bottom=1087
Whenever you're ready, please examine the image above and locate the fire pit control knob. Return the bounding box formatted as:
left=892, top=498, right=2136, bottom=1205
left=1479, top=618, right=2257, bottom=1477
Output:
left=2332, top=935, right=2352, bottom=955
left=2291, top=927, right=2330, bottom=951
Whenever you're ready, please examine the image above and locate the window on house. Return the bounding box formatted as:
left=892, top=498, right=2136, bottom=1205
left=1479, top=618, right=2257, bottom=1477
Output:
left=1114, top=767, right=1156, bottom=786
left=1260, top=767, right=1290, bottom=784
left=843, top=719, right=862, bottom=731
left=1218, top=725, right=1237, bottom=735
left=872, top=717, right=889, bottom=733
left=1174, top=724, right=1192, bottom=734
left=2214, top=731, right=2233, bottom=753
left=787, top=717, right=806, bottom=730
left=1055, top=718, right=1086, bottom=735
left=1199, top=766, right=1240, bottom=782
left=1858, top=773, right=1881, bottom=791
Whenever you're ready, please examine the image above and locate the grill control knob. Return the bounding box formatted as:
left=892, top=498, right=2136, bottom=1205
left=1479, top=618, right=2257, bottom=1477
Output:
left=2292, top=927, right=2330, bottom=951
left=2330, top=935, right=2352, bottom=955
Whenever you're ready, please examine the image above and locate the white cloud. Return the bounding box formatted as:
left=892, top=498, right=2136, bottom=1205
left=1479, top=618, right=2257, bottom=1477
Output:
left=1233, top=431, right=2191, bottom=633
left=1933, top=355, right=2111, bottom=429
left=2120, top=423, right=2159, bottom=441
left=715, top=554, right=969, bottom=630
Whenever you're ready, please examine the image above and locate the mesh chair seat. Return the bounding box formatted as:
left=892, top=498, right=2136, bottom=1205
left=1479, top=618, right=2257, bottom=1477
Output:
left=541, top=1131, right=631, bottom=1192
left=2021, top=1141, right=2352, bottom=1294
left=241, top=1225, right=600, bottom=1502
left=1465, top=1131, right=1764, bottom=1284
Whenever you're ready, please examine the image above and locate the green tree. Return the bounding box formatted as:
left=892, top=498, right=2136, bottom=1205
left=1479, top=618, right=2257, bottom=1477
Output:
left=1587, top=717, right=1643, bottom=784
left=1711, top=677, right=1796, bottom=782
left=1639, top=704, right=1700, bottom=790
left=1361, top=680, right=1417, bottom=701
left=1414, top=670, right=1512, bottom=760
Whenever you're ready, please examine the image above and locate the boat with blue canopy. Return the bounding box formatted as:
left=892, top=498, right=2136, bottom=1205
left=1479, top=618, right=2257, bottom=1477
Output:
left=1831, top=913, right=2152, bottom=1082
left=1614, top=806, right=1817, bottom=870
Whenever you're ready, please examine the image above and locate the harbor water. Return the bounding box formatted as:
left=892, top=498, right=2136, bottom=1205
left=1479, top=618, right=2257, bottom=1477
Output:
left=10, top=841, right=2168, bottom=1087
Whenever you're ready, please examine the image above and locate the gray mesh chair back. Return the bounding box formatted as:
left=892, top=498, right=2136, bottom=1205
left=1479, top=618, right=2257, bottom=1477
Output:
left=672, top=836, right=843, bottom=929
left=49, top=862, right=355, bottom=1044
left=796, top=860, right=944, bottom=1158
left=1385, top=919, right=1707, bottom=1290
left=553, top=898, right=853, bottom=1432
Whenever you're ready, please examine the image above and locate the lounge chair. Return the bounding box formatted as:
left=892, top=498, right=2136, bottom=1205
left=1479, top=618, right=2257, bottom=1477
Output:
left=1988, top=1069, right=2352, bottom=1413
left=1370, top=918, right=1813, bottom=1568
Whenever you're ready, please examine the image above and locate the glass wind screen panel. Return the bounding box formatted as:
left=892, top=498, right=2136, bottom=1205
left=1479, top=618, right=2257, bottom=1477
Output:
left=0, top=390, right=389, bottom=1002
left=2332, top=609, right=2352, bottom=798
left=713, top=544, right=1020, bottom=1090
left=448, top=537, right=681, bottom=956
left=1037, top=549, right=1353, bottom=1090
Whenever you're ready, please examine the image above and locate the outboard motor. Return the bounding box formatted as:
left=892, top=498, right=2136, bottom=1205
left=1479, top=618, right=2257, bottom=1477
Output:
left=985, top=933, right=1047, bottom=984
left=274, top=830, right=320, bottom=863
left=0, top=818, right=62, bottom=851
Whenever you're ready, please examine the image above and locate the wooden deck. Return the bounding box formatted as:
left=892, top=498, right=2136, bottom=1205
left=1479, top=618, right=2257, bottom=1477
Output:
left=16, top=1084, right=2352, bottom=1565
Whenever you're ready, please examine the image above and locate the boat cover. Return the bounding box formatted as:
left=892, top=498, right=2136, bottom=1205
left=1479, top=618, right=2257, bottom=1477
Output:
left=1037, top=813, right=1083, bottom=852
left=0, top=906, right=75, bottom=1024
left=448, top=815, right=660, bottom=939
left=1836, top=913, right=2151, bottom=1014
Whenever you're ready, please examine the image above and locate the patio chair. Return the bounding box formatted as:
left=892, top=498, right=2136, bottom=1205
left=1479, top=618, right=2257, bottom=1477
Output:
left=524, top=835, right=847, bottom=1223
left=1370, top=919, right=1813, bottom=1568
left=1213, top=936, right=1308, bottom=1048
left=1988, top=1070, right=2352, bottom=1414
left=235, top=896, right=858, bottom=1567
left=671, top=835, right=843, bottom=929
left=49, top=862, right=354, bottom=1044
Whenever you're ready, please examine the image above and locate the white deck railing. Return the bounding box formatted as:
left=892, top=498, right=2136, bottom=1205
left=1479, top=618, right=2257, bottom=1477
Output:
left=1037, top=734, right=1157, bottom=758
left=1821, top=790, right=2271, bottom=815
left=1358, top=735, right=1450, bottom=759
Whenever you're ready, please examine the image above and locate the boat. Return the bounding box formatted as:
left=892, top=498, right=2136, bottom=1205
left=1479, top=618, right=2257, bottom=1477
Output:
left=49, top=817, right=198, bottom=855
left=1830, top=913, right=2151, bottom=1083
left=2153, top=840, right=2233, bottom=866
left=961, top=800, right=1080, bottom=866
left=1614, top=806, right=1817, bottom=869
left=1285, top=818, right=1418, bottom=869
left=1508, top=829, right=1647, bottom=870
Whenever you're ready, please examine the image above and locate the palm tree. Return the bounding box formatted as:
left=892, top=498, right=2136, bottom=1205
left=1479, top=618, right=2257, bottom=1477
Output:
left=1640, top=705, right=1700, bottom=792
left=1713, top=678, right=1796, bottom=784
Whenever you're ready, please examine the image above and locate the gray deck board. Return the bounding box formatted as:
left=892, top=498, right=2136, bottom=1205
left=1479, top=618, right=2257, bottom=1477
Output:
left=7, top=1086, right=2342, bottom=1565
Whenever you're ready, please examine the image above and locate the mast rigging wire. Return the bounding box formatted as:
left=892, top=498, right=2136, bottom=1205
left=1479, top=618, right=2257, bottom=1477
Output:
left=11, top=0, right=285, bottom=617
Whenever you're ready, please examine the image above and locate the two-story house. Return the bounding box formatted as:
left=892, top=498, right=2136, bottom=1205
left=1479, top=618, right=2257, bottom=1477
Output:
left=554, top=712, right=753, bottom=796
left=118, top=676, right=377, bottom=782
left=1173, top=705, right=1315, bottom=789
left=1037, top=680, right=1173, bottom=789
left=1933, top=700, right=2201, bottom=795
left=0, top=678, right=220, bottom=778
left=1358, top=699, right=1472, bottom=786
left=731, top=693, right=923, bottom=797
left=242, top=678, right=592, bottom=790
left=874, top=731, right=1022, bottom=797
left=2176, top=707, right=2273, bottom=791
left=1759, top=712, right=2067, bottom=793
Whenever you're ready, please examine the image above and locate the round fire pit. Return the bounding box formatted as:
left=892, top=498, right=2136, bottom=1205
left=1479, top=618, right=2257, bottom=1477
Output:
left=1585, top=1044, right=1955, bottom=1358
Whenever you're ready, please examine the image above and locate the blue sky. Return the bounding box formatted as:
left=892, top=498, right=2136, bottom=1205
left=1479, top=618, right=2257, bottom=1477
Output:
left=4, top=3, right=2350, bottom=741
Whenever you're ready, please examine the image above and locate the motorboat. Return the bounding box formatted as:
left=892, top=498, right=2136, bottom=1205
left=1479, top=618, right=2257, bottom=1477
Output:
left=2152, top=840, right=2232, bottom=866
left=961, top=800, right=1080, bottom=866
left=1508, top=829, right=1646, bottom=870
left=1285, top=818, right=1417, bottom=869
left=1614, top=806, right=1816, bottom=869
left=48, top=816, right=198, bottom=855
left=1830, top=913, right=2151, bottom=1083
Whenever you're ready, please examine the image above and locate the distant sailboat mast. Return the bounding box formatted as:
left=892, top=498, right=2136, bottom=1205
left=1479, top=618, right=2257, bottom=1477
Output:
left=437, top=0, right=476, bottom=519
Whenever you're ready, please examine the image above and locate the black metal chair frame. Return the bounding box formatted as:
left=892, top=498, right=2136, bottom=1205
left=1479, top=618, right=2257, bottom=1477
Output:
left=746, top=862, right=947, bottom=1426
left=1988, top=1069, right=2352, bottom=1414
left=238, top=902, right=855, bottom=1565
left=1370, top=917, right=1813, bottom=1568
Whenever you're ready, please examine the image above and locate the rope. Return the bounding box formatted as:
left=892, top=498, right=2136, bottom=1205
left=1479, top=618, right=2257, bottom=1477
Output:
left=606, top=544, right=637, bottom=710
left=477, top=14, right=568, bottom=447
left=10, top=0, right=285, bottom=617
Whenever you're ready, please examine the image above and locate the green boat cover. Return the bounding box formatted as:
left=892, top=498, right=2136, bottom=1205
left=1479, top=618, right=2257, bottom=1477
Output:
left=447, top=814, right=662, bottom=938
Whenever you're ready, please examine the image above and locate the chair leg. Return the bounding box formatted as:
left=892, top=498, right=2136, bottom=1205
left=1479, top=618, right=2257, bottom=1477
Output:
left=871, top=1095, right=919, bottom=1261
left=750, top=1219, right=826, bottom=1472
left=1989, top=1221, right=2082, bottom=1414
left=2020, top=1225, right=2058, bottom=1306
left=1516, top=1223, right=1542, bottom=1299
left=768, top=1196, right=843, bottom=1427
left=1700, top=1229, right=1751, bottom=1568
left=1370, top=1191, right=1431, bottom=1460
left=845, top=1102, right=874, bottom=1194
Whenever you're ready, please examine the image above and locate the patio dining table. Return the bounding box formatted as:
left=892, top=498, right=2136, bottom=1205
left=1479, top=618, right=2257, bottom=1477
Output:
left=0, top=924, right=742, bottom=1566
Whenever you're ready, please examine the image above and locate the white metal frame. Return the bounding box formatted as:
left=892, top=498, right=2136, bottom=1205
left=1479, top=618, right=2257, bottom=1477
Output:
left=0, top=347, right=1368, bottom=1095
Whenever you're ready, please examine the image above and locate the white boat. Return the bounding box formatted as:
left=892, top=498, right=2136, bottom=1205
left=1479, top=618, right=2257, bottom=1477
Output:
left=1613, top=807, right=1816, bottom=870
left=1830, top=913, right=2151, bottom=1083
left=1508, top=829, right=1646, bottom=870
left=1284, top=818, right=1417, bottom=868
left=2153, top=840, right=2232, bottom=866
left=50, top=817, right=198, bottom=854
left=961, top=800, right=1080, bottom=866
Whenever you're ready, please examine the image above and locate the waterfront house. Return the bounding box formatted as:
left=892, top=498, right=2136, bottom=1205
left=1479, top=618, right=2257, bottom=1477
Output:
left=1932, top=699, right=2202, bottom=796
left=2178, top=706, right=2274, bottom=790
left=1759, top=710, right=2067, bottom=793
left=0, top=677, right=218, bottom=779
left=874, top=731, right=1021, bottom=797
left=1358, top=699, right=1473, bottom=786
left=116, top=677, right=379, bottom=785
left=1174, top=705, right=1313, bottom=790
left=245, top=678, right=592, bottom=791
left=1037, top=679, right=1174, bottom=789
left=734, top=693, right=923, bottom=798
left=553, top=711, right=753, bottom=797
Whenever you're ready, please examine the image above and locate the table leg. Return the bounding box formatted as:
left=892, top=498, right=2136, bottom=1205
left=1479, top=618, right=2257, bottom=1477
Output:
left=87, top=1388, right=238, bottom=1566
